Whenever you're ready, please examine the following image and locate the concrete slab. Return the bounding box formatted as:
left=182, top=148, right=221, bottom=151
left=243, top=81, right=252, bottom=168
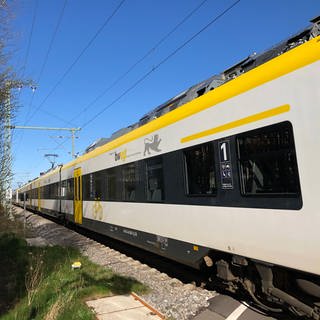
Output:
left=87, top=295, right=142, bottom=314
left=26, top=237, right=48, bottom=247
left=86, top=294, right=163, bottom=320
left=96, top=307, right=161, bottom=320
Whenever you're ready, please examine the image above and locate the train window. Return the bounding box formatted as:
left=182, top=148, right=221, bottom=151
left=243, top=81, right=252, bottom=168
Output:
left=94, top=171, right=104, bottom=200
left=61, top=180, right=67, bottom=198
left=106, top=168, right=118, bottom=200
left=49, top=184, right=52, bottom=199
left=122, top=162, right=137, bottom=201
left=50, top=183, right=59, bottom=199
left=67, top=179, right=73, bottom=200
left=46, top=185, right=50, bottom=199
left=42, top=185, right=46, bottom=199
left=45, top=185, right=48, bottom=199
left=82, top=175, right=90, bottom=200
left=146, top=157, right=164, bottom=202
left=184, top=142, right=216, bottom=195
left=237, top=122, right=300, bottom=196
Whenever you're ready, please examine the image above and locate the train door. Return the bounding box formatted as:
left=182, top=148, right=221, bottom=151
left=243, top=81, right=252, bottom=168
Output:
left=73, top=167, right=83, bottom=224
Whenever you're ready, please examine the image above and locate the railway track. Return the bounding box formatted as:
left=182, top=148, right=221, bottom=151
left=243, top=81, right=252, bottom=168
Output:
left=15, top=206, right=297, bottom=320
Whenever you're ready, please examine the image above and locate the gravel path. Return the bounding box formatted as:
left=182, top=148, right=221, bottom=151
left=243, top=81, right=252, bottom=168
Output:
left=16, top=207, right=217, bottom=320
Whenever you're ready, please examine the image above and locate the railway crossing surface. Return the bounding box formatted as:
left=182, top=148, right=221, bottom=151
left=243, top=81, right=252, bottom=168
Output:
left=193, top=295, right=276, bottom=320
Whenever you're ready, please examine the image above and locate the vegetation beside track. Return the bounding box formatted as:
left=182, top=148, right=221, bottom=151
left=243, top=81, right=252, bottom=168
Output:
left=0, top=212, right=147, bottom=320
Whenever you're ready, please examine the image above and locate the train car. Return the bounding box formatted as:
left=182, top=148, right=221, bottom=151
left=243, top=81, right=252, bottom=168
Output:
left=17, top=17, right=320, bottom=318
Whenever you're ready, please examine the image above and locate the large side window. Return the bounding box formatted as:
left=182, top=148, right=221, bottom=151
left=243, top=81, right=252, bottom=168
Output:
left=61, top=180, right=67, bottom=199
left=42, top=185, right=47, bottom=199
left=106, top=168, right=118, bottom=200
left=122, top=162, right=137, bottom=201
left=184, top=142, right=216, bottom=195
left=94, top=171, right=104, bottom=200
left=67, top=178, right=74, bottom=200
left=51, top=183, right=59, bottom=199
left=237, top=122, right=300, bottom=196
left=146, top=157, right=164, bottom=202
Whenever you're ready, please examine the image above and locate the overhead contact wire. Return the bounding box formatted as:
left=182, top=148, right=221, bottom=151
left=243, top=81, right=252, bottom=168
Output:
left=12, top=0, right=38, bottom=156
left=37, top=0, right=68, bottom=83
left=67, top=0, right=209, bottom=124
left=23, top=0, right=68, bottom=125
left=81, top=0, right=241, bottom=130
left=19, top=0, right=39, bottom=80
left=27, top=0, right=126, bottom=124
left=14, top=0, right=69, bottom=159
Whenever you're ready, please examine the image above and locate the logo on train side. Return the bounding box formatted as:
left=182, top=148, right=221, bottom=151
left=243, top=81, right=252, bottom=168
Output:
left=93, top=199, right=103, bottom=220
left=143, top=134, right=162, bottom=156
left=114, top=149, right=127, bottom=162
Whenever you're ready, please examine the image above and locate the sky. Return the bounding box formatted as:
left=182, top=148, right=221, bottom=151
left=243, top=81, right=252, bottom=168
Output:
left=8, top=0, right=320, bottom=188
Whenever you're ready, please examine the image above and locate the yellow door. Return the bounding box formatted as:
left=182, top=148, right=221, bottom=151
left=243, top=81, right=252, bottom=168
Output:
left=74, top=168, right=83, bottom=224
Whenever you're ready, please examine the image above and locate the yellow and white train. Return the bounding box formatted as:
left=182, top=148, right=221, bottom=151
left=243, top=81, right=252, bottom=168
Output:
left=16, top=16, right=320, bottom=318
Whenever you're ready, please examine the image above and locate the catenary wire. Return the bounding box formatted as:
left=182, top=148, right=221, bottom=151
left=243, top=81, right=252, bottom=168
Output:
left=19, top=0, right=38, bottom=80
left=80, top=0, right=241, bottom=130
left=36, top=0, right=68, bottom=84
left=33, top=0, right=240, bottom=174
left=26, top=0, right=126, bottom=125
left=13, top=0, right=69, bottom=159
left=14, top=0, right=38, bottom=122
left=51, top=0, right=240, bottom=155
left=14, top=0, right=126, bottom=177
left=12, top=0, right=38, bottom=157
left=24, top=0, right=68, bottom=120
left=66, top=0, right=209, bottom=125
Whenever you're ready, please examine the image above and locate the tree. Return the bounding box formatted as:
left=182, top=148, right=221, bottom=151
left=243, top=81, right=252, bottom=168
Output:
left=0, top=1, right=21, bottom=214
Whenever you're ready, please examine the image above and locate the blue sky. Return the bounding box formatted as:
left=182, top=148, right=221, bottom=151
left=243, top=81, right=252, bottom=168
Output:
left=10, top=0, right=320, bottom=187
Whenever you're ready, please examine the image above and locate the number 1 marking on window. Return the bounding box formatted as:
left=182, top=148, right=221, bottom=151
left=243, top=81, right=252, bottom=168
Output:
left=221, top=142, right=228, bottom=161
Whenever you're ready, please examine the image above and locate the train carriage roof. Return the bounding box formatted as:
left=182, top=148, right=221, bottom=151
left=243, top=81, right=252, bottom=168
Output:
left=84, top=16, right=320, bottom=154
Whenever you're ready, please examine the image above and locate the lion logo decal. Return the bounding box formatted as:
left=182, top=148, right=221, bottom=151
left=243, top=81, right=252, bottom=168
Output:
left=144, top=134, right=162, bottom=156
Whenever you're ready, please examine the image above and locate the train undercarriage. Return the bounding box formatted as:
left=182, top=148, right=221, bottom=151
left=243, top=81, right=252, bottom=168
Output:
left=17, top=203, right=320, bottom=319
left=204, top=252, right=320, bottom=319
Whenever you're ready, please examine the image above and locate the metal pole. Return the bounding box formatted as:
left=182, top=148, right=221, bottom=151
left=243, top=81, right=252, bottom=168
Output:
left=3, top=86, right=12, bottom=215
left=10, top=126, right=81, bottom=159
left=11, top=125, right=81, bottom=131
left=71, top=129, right=75, bottom=159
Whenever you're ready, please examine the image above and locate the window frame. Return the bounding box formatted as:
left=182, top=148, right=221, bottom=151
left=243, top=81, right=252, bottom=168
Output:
left=236, top=121, right=301, bottom=197
left=145, top=156, right=164, bottom=202
left=122, top=162, right=138, bottom=202
left=183, top=141, right=217, bottom=197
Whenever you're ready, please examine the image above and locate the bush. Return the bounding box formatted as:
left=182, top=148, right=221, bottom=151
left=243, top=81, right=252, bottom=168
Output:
left=0, top=233, right=29, bottom=315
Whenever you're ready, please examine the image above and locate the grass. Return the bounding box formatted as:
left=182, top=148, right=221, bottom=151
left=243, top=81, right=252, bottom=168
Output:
left=0, top=206, right=27, bottom=237
left=0, top=231, right=148, bottom=320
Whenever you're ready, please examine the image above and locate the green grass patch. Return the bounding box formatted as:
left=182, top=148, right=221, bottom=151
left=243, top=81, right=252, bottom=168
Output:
left=0, top=233, right=148, bottom=320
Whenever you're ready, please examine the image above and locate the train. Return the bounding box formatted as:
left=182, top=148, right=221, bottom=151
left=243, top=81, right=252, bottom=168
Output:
left=15, top=16, right=320, bottom=319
